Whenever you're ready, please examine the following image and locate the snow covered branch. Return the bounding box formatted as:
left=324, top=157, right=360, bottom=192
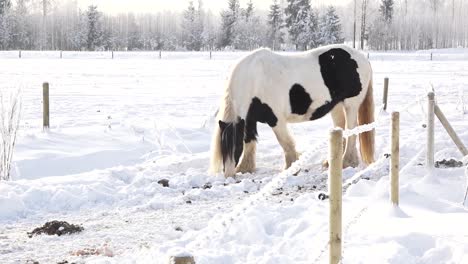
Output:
left=0, top=88, right=22, bottom=181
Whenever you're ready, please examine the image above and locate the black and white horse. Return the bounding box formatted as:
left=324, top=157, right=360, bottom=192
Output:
left=210, top=44, right=375, bottom=178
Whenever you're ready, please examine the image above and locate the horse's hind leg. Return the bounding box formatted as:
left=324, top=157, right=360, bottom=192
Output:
left=343, top=105, right=360, bottom=168
left=323, top=104, right=347, bottom=168
left=273, top=123, right=299, bottom=169
left=331, top=103, right=347, bottom=149
left=236, top=141, right=256, bottom=174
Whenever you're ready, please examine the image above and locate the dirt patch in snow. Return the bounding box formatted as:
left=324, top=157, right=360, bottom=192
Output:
left=435, top=159, right=464, bottom=168
left=27, top=221, right=84, bottom=238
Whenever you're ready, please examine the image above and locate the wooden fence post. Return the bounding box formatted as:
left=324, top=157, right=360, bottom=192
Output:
left=329, top=128, right=343, bottom=264
left=112, top=51, right=114, bottom=59
left=390, top=112, right=400, bottom=206
left=430, top=53, right=433, bottom=61
left=383, top=77, right=389, bottom=111
left=169, top=256, right=195, bottom=264
left=427, top=92, right=435, bottom=170
left=60, top=50, right=62, bottom=59
left=159, top=50, right=162, bottom=59
left=210, top=50, right=212, bottom=60
left=43, top=82, right=50, bottom=129
left=434, top=105, right=468, bottom=156
left=19, top=50, right=21, bottom=58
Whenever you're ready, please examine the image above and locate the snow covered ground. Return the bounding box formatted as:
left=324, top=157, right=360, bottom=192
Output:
left=0, top=49, right=468, bottom=263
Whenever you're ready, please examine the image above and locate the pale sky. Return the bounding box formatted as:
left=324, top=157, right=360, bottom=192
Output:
left=78, top=0, right=348, bottom=14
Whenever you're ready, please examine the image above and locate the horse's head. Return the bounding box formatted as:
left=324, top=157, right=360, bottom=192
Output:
left=219, top=117, right=245, bottom=177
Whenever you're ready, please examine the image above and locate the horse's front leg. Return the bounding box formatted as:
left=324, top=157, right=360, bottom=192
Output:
left=273, top=123, right=300, bottom=170
left=236, top=141, right=256, bottom=174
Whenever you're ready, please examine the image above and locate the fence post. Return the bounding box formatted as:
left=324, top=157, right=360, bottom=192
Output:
left=383, top=77, right=389, bottom=111
left=210, top=50, right=212, bottom=60
left=112, top=50, right=114, bottom=59
left=19, top=50, right=21, bottom=58
left=43, top=82, right=50, bottom=129
left=329, top=128, right=343, bottom=264
left=430, top=53, right=433, bottom=61
left=390, top=112, right=400, bottom=206
left=367, top=52, right=369, bottom=59
left=427, top=92, right=435, bottom=170
left=159, top=50, right=162, bottom=59
left=169, top=256, right=195, bottom=264
left=60, top=50, right=62, bottom=59
left=434, top=104, right=468, bottom=156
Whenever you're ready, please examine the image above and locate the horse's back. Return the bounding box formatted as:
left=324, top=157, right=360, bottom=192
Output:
left=227, top=45, right=372, bottom=123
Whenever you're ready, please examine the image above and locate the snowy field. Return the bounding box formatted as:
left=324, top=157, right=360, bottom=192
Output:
left=0, top=49, right=468, bottom=263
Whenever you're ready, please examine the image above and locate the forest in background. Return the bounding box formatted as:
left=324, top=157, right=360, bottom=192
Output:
left=0, top=0, right=466, bottom=51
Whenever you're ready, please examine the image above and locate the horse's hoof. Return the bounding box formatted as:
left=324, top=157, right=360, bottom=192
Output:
left=343, top=159, right=359, bottom=168
left=235, top=167, right=255, bottom=174
left=322, top=160, right=329, bottom=168
left=224, top=173, right=236, bottom=179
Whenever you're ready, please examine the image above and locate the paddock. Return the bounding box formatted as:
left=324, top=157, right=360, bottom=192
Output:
left=0, top=50, right=467, bottom=263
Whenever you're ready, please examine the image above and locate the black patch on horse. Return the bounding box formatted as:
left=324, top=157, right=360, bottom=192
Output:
left=219, top=118, right=244, bottom=168
left=245, top=97, right=278, bottom=143
left=311, top=48, right=362, bottom=120
left=289, top=84, right=312, bottom=115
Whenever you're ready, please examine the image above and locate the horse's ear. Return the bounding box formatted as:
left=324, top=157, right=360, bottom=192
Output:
left=238, top=118, right=245, bottom=128
left=219, top=120, right=227, bottom=131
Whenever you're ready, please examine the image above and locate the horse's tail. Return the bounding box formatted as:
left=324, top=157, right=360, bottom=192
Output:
left=209, top=76, right=237, bottom=174
left=209, top=121, right=223, bottom=174
left=358, top=75, right=375, bottom=165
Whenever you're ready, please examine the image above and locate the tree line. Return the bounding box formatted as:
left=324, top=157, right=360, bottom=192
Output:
left=0, top=0, right=466, bottom=51
left=346, top=0, right=467, bottom=50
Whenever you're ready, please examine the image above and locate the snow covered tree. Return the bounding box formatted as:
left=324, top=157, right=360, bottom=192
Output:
left=0, top=0, right=11, bottom=49
left=127, top=13, right=142, bottom=50
left=267, top=0, right=284, bottom=50
left=285, top=0, right=318, bottom=50
left=0, top=0, right=11, bottom=15
left=40, top=0, right=51, bottom=50
left=360, top=0, right=368, bottom=49
left=233, top=1, right=265, bottom=50
left=367, top=0, right=398, bottom=50
left=11, top=0, right=30, bottom=50
left=305, top=6, right=319, bottom=48
left=379, top=0, right=394, bottom=23
left=219, top=0, right=239, bottom=48
left=86, top=5, right=103, bottom=50
left=70, top=10, right=87, bottom=50
left=202, top=10, right=217, bottom=50
left=195, top=1, right=205, bottom=49
left=318, top=6, right=344, bottom=46
left=181, top=0, right=204, bottom=51
left=243, top=0, right=254, bottom=21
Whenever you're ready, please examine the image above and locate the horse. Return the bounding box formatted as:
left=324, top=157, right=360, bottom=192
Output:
left=209, top=44, right=375, bottom=178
